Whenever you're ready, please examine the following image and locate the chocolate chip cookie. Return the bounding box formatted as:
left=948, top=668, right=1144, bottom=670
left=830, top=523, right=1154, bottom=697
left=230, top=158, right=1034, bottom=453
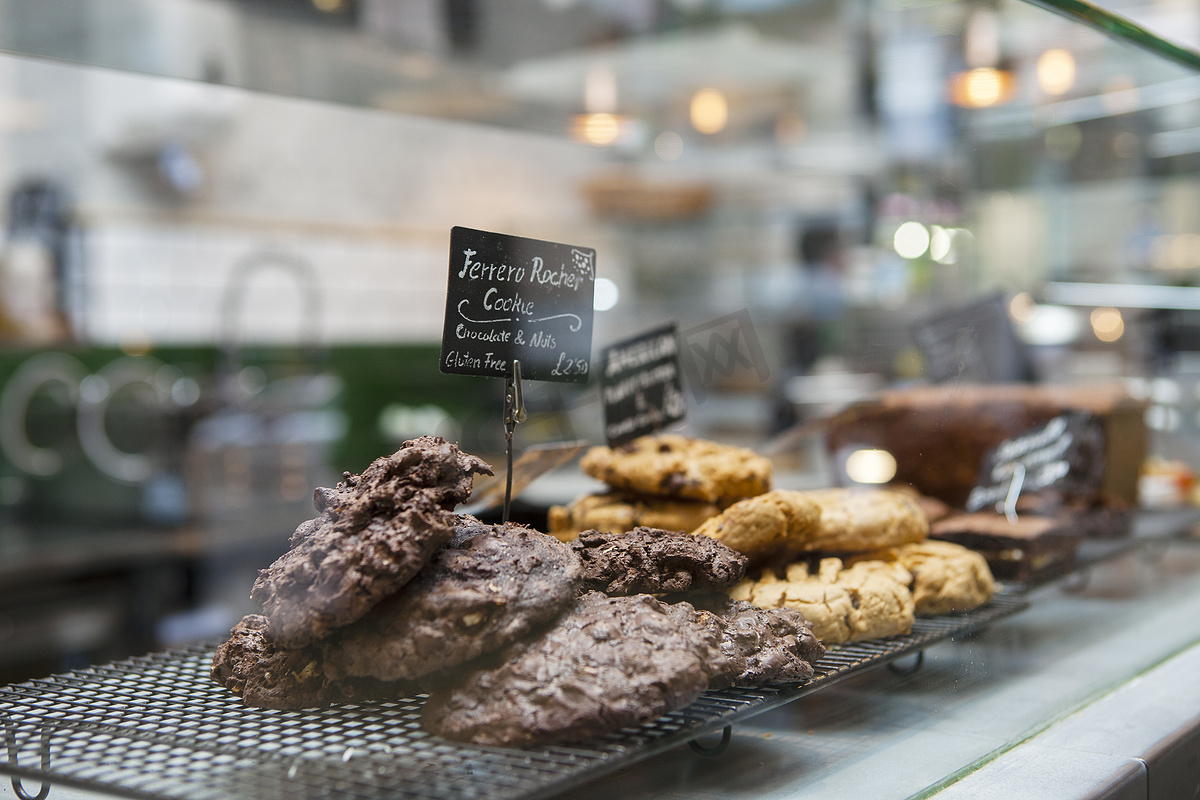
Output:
left=211, top=614, right=413, bottom=709
left=730, top=557, right=914, bottom=644
left=324, top=518, right=582, bottom=682
left=570, top=527, right=747, bottom=595
left=421, top=592, right=725, bottom=747
left=547, top=492, right=719, bottom=542
left=687, top=593, right=825, bottom=689
left=250, top=437, right=493, bottom=647
left=579, top=434, right=772, bottom=506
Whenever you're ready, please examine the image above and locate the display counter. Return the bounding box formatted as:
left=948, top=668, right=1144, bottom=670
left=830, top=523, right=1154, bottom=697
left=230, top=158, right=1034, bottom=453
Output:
left=566, top=519, right=1200, bottom=800
left=2, top=513, right=1198, bottom=800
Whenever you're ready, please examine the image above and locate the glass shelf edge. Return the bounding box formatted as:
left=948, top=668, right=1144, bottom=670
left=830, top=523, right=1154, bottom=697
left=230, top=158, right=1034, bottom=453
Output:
left=1024, top=0, right=1200, bottom=71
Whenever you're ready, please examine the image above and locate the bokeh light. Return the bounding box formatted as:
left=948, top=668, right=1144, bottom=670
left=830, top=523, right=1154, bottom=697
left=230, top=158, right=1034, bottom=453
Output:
left=1037, top=49, right=1075, bottom=96
left=845, top=449, right=898, bottom=484
left=1090, top=306, right=1124, bottom=342
left=690, top=88, right=728, bottom=135
left=893, top=221, right=930, bottom=259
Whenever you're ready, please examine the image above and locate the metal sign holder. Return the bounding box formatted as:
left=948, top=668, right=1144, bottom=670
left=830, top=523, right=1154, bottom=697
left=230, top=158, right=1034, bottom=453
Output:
left=502, top=359, right=526, bottom=523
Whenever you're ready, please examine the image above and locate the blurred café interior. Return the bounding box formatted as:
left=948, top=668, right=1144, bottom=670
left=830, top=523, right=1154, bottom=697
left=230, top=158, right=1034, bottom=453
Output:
left=3, top=0, right=1200, bottom=745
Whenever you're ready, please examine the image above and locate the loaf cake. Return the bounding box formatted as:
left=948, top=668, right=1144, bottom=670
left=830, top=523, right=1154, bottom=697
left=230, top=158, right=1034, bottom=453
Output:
left=824, top=384, right=1145, bottom=508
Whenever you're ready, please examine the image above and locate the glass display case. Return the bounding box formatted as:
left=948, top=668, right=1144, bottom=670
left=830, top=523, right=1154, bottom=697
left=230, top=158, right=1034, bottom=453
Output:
left=1, top=2, right=1200, bottom=798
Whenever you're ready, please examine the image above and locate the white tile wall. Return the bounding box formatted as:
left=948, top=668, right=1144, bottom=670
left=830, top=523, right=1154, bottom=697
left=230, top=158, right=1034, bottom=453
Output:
left=82, top=224, right=457, bottom=344
left=55, top=58, right=608, bottom=346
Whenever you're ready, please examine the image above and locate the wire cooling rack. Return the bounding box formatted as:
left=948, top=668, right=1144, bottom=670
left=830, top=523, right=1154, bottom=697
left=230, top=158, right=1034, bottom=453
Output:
left=1, top=594, right=1028, bottom=800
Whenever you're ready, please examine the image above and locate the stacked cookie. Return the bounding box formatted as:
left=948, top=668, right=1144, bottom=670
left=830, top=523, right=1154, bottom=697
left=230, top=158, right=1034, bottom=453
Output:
left=211, top=436, right=501, bottom=706
left=548, top=434, right=773, bottom=541
left=706, top=488, right=995, bottom=644
left=423, top=528, right=825, bottom=746
left=212, top=438, right=826, bottom=748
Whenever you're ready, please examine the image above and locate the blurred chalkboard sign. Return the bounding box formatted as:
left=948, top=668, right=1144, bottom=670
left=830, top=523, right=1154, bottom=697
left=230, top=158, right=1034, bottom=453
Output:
left=600, top=324, right=686, bottom=447
left=441, top=226, right=596, bottom=384
left=912, top=292, right=1032, bottom=383
left=965, top=411, right=1105, bottom=512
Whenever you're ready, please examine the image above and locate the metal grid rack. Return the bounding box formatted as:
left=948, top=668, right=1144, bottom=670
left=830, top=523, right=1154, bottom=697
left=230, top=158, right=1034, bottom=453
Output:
left=1, top=595, right=1028, bottom=800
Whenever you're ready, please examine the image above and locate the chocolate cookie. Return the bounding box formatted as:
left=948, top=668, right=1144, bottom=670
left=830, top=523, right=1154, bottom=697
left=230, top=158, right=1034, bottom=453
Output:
left=250, top=437, right=493, bottom=647
left=547, top=492, right=719, bottom=542
left=570, top=527, right=747, bottom=595
left=579, top=434, right=772, bottom=506
left=211, top=614, right=413, bottom=709
left=324, top=518, right=583, bottom=682
left=421, top=592, right=725, bottom=747
left=731, top=557, right=914, bottom=644
left=687, top=593, right=825, bottom=689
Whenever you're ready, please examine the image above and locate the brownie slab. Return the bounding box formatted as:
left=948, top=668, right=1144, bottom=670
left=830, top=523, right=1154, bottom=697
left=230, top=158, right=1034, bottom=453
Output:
left=929, top=511, right=1083, bottom=582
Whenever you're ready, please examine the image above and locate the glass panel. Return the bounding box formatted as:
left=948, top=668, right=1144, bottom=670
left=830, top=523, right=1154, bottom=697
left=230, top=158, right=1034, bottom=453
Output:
left=0, top=6, right=1197, bottom=798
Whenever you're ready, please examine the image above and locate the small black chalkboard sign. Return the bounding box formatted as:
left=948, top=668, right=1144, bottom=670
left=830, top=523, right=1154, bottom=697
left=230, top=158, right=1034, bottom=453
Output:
left=965, top=411, right=1105, bottom=512
left=600, top=324, right=686, bottom=447
left=441, top=226, right=596, bottom=384
left=912, top=291, right=1032, bottom=383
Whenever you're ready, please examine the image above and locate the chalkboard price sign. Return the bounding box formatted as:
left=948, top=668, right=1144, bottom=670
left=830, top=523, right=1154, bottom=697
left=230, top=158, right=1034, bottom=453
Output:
left=965, top=411, right=1105, bottom=513
left=600, top=324, right=686, bottom=447
left=441, top=227, right=596, bottom=384
left=912, top=291, right=1031, bottom=383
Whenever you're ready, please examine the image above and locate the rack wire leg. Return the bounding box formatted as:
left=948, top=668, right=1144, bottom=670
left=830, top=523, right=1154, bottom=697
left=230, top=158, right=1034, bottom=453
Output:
left=688, top=725, right=732, bottom=757
left=4, top=717, right=52, bottom=800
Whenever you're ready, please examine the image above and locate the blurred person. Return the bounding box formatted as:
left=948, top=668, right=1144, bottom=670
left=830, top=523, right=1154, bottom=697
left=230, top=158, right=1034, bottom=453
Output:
left=768, top=222, right=848, bottom=432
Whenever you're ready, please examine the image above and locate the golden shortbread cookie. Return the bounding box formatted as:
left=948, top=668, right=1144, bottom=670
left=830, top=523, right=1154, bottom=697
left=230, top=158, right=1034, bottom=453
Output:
left=579, top=434, right=772, bottom=506
left=799, top=488, right=928, bottom=553
left=692, top=490, right=820, bottom=566
left=547, top=493, right=719, bottom=543
left=850, top=540, right=994, bottom=615
left=729, top=557, right=914, bottom=644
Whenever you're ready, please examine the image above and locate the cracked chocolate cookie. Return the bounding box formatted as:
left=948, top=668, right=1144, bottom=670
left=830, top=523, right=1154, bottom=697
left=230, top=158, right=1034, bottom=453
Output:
left=570, top=527, right=747, bottom=595
left=421, top=592, right=725, bottom=747
left=730, top=557, right=914, bottom=644
left=250, top=437, right=492, bottom=647
left=547, top=492, right=719, bottom=542
left=211, top=614, right=413, bottom=709
left=324, top=517, right=583, bottom=682
left=687, top=593, right=825, bottom=689
left=579, top=434, right=772, bottom=506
